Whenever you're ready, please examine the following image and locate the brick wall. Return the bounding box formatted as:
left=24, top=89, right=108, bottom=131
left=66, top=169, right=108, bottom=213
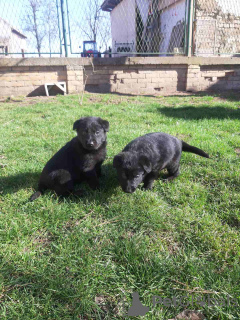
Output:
left=0, top=57, right=239, bottom=97
left=186, top=64, right=240, bottom=92
left=67, top=65, right=84, bottom=94
left=0, top=66, right=67, bottom=97
left=85, top=64, right=187, bottom=95
left=0, top=61, right=84, bottom=97
left=195, top=0, right=240, bottom=56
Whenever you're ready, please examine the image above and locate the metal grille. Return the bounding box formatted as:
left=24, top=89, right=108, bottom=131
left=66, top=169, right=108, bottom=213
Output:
left=194, top=0, right=240, bottom=56
left=0, top=0, right=62, bottom=57
left=0, top=0, right=188, bottom=57
left=101, top=0, right=188, bottom=56
left=68, top=0, right=111, bottom=55
left=0, top=0, right=239, bottom=57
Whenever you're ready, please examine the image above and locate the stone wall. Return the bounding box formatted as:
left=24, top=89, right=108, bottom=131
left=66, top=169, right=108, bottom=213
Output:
left=195, top=0, right=240, bottom=56
left=187, top=64, right=240, bottom=91
left=84, top=64, right=187, bottom=95
left=0, top=66, right=67, bottom=97
left=0, top=60, right=84, bottom=97
left=0, top=57, right=240, bottom=97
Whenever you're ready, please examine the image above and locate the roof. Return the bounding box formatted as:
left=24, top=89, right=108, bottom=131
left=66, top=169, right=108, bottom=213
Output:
left=0, top=17, right=27, bottom=39
left=101, top=0, right=122, bottom=12
left=12, top=28, right=27, bottom=39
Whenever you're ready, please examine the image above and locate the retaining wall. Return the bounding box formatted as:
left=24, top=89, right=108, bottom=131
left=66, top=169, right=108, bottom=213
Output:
left=0, top=57, right=240, bottom=97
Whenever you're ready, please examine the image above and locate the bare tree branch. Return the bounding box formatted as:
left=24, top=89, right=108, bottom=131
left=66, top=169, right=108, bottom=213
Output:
left=22, top=0, right=59, bottom=56
left=77, top=0, right=111, bottom=51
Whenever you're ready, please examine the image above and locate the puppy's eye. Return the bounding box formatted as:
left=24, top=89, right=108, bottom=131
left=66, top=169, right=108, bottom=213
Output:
left=95, top=131, right=100, bottom=135
left=136, top=174, right=140, bottom=178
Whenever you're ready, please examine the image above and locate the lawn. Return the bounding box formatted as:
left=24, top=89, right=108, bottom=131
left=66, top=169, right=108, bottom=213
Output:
left=0, top=92, right=240, bottom=319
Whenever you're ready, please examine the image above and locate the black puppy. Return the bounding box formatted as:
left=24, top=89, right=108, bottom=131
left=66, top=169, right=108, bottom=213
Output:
left=113, top=132, right=209, bottom=193
left=30, top=117, right=109, bottom=201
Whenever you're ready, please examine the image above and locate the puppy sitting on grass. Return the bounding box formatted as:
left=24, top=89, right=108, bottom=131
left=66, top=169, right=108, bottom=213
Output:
left=30, top=117, right=109, bottom=201
left=113, top=132, right=209, bottom=193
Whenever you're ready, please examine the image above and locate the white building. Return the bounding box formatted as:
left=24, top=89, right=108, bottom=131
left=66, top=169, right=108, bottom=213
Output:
left=0, top=18, right=27, bottom=58
left=101, top=0, right=240, bottom=56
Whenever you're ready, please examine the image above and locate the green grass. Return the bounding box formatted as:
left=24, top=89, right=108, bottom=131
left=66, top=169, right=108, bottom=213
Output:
left=0, top=92, right=240, bottom=319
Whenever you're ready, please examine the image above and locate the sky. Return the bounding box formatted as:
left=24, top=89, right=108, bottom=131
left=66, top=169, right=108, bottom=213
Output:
left=0, top=0, right=112, bottom=57
left=1, top=0, right=239, bottom=57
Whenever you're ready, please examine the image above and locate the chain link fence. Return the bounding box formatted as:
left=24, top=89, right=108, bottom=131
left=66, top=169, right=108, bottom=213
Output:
left=194, top=0, right=240, bottom=56
left=101, top=0, right=188, bottom=56
left=0, top=0, right=239, bottom=57
left=0, top=0, right=62, bottom=57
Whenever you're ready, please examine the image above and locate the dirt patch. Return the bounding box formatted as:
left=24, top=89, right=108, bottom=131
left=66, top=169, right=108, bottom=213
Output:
left=169, top=309, right=205, bottom=320
left=154, top=232, right=182, bottom=254
left=176, top=134, right=192, bottom=140
left=0, top=95, right=57, bottom=106
left=235, top=148, right=240, bottom=155
left=32, top=232, right=53, bottom=249
left=94, top=295, right=110, bottom=313
left=87, top=95, right=103, bottom=103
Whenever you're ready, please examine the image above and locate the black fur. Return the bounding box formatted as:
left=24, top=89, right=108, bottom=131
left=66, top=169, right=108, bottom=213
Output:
left=30, top=117, right=109, bottom=201
left=113, top=132, right=209, bottom=193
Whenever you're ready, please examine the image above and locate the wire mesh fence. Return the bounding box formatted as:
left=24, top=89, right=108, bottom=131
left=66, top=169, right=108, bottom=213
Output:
left=0, top=0, right=62, bottom=57
left=194, top=0, right=240, bottom=56
left=0, top=0, right=239, bottom=58
left=101, top=0, right=188, bottom=56
left=0, top=0, right=188, bottom=57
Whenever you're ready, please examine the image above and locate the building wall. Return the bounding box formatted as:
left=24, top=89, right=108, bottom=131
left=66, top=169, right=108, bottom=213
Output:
left=110, top=0, right=136, bottom=56
left=0, top=19, right=11, bottom=57
left=159, top=0, right=186, bottom=54
left=9, top=31, right=27, bottom=55
left=136, top=0, right=149, bottom=26
left=109, top=0, right=186, bottom=55
left=195, top=0, right=240, bottom=56
left=0, top=18, right=26, bottom=58
left=0, top=57, right=240, bottom=98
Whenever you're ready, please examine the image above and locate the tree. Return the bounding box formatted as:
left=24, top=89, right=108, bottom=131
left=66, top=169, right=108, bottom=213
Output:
left=78, top=0, right=111, bottom=52
left=43, top=0, right=59, bottom=56
left=22, top=0, right=46, bottom=56
left=22, top=0, right=59, bottom=56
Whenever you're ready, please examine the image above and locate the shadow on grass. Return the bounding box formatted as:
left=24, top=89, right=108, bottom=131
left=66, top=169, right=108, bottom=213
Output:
left=0, top=171, right=41, bottom=195
left=0, top=163, right=119, bottom=203
left=85, top=90, right=240, bottom=102
left=157, top=105, right=240, bottom=120
left=164, top=91, right=240, bottom=102
left=0, top=259, right=115, bottom=319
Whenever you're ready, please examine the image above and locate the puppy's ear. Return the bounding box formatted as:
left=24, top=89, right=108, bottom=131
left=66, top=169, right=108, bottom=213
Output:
left=73, top=119, right=81, bottom=131
left=139, top=155, right=152, bottom=173
left=98, top=118, right=109, bottom=132
left=113, top=153, right=124, bottom=168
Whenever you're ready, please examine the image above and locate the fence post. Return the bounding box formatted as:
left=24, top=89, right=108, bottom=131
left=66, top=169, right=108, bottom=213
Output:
left=187, top=0, right=194, bottom=57
left=60, top=0, right=68, bottom=57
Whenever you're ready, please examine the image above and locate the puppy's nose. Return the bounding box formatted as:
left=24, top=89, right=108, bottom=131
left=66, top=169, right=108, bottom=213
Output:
left=87, top=141, right=94, bottom=147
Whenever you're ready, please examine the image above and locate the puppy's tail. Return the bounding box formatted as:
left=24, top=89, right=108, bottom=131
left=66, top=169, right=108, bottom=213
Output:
left=182, top=141, right=209, bottom=158
left=29, top=191, right=42, bottom=201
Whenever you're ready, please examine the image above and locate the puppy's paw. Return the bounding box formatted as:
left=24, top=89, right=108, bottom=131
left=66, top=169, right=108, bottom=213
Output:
left=142, top=183, right=154, bottom=190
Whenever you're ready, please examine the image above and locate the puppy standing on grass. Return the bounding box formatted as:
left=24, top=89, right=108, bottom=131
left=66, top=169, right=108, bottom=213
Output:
left=30, top=117, right=109, bottom=201
left=113, top=132, right=209, bottom=193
